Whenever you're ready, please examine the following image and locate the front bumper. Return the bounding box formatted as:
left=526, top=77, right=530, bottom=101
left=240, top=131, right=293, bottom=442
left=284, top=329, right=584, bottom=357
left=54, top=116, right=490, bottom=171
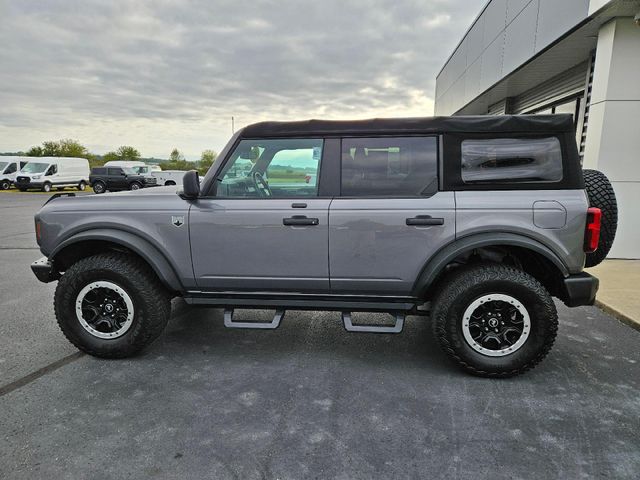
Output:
left=562, top=272, right=599, bottom=307
left=31, top=256, right=59, bottom=283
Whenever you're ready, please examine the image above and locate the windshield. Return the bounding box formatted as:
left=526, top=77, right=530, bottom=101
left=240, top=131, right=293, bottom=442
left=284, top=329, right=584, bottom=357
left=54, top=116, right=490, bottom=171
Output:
left=21, top=162, right=48, bottom=173
left=0, top=162, right=7, bottom=172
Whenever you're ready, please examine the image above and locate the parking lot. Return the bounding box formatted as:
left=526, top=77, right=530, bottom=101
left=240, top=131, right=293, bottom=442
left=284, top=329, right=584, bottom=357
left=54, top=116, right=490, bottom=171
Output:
left=1, top=191, right=639, bottom=479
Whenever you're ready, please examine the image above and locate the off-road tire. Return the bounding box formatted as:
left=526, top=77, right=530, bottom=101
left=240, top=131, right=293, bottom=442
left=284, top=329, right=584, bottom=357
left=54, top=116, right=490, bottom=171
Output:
left=583, top=169, right=617, bottom=267
left=54, top=253, right=171, bottom=358
left=129, top=182, right=142, bottom=190
left=432, top=263, right=558, bottom=378
left=92, top=181, right=106, bottom=194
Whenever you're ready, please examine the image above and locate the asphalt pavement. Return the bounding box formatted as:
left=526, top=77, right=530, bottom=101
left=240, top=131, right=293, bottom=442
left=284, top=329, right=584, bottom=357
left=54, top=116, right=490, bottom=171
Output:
left=1, top=191, right=639, bottom=480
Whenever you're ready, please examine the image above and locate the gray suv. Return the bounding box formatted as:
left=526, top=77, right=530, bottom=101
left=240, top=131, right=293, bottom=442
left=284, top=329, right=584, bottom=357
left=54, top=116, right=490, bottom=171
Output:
left=30, top=115, right=618, bottom=377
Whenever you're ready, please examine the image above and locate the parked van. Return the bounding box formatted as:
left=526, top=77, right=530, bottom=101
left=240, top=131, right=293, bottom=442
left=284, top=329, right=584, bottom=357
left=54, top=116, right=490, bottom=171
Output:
left=152, top=169, right=187, bottom=186
left=0, top=157, right=29, bottom=189
left=15, top=157, right=90, bottom=192
left=103, top=161, right=160, bottom=175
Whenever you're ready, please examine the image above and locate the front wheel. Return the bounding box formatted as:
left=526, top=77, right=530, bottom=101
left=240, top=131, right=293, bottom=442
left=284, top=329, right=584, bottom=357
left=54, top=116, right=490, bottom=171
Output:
left=129, top=182, right=142, bottom=190
left=42, top=182, right=52, bottom=192
left=432, top=263, right=558, bottom=377
left=54, top=253, right=171, bottom=358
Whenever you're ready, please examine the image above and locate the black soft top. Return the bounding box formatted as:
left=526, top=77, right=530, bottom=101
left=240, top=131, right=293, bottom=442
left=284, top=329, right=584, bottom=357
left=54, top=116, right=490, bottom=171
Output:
left=239, top=114, right=574, bottom=138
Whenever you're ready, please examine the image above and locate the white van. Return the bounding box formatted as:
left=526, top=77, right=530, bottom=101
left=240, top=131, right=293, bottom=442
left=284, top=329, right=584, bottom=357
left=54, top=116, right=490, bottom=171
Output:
left=103, top=161, right=160, bottom=175
left=152, top=169, right=187, bottom=186
left=0, top=156, right=30, bottom=189
left=15, top=157, right=90, bottom=192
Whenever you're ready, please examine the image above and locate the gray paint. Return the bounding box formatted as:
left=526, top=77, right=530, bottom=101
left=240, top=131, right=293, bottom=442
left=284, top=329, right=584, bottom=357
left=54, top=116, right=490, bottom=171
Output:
left=329, top=194, right=455, bottom=294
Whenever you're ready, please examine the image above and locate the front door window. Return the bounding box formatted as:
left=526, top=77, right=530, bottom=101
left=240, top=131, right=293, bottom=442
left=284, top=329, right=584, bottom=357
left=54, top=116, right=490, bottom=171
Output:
left=216, top=139, right=323, bottom=198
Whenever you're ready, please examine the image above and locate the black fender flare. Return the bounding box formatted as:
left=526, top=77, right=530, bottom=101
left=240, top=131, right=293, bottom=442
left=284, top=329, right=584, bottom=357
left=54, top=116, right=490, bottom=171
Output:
left=50, top=228, right=183, bottom=292
left=411, top=232, right=570, bottom=297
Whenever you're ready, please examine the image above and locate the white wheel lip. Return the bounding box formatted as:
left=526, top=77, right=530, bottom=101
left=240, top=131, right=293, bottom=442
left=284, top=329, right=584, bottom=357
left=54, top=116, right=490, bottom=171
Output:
left=461, top=293, right=531, bottom=357
left=75, top=281, right=134, bottom=339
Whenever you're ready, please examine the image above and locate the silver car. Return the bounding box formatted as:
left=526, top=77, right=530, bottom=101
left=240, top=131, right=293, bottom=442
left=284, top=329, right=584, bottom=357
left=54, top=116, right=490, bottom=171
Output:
left=30, top=115, right=617, bottom=377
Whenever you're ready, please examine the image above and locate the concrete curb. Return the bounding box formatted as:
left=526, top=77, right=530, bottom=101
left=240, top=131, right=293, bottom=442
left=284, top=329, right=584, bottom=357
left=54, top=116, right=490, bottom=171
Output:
left=595, top=300, right=640, bottom=333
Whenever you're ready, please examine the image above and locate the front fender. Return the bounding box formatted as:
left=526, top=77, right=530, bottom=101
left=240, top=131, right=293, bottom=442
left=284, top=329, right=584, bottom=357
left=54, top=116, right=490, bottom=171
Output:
left=50, top=228, right=184, bottom=292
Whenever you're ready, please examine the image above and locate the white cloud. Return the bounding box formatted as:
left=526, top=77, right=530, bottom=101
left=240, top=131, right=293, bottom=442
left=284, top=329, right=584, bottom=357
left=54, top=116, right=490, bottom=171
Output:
left=0, top=0, right=485, bottom=159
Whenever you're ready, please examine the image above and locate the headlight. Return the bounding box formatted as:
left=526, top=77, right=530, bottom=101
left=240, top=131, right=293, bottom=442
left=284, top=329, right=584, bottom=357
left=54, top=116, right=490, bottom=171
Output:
left=32, top=174, right=42, bottom=179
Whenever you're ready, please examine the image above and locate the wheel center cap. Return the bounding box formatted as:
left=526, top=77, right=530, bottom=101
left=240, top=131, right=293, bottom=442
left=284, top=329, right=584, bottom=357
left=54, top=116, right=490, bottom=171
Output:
left=488, top=318, right=499, bottom=328
left=105, top=303, right=114, bottom=313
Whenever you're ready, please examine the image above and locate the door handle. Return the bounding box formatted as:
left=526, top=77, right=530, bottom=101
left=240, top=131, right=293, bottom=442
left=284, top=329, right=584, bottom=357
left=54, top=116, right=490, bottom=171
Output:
left=283, top=215, right=319, bottom=226
left=406, top=215, right=445, bottom=226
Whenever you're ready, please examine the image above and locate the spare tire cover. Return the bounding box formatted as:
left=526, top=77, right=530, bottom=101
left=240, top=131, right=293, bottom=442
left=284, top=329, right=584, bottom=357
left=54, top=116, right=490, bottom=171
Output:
left=583, top=169, right=618, bottom=267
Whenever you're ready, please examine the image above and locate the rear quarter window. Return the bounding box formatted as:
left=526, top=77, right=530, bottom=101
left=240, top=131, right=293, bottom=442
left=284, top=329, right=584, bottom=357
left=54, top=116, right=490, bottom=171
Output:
left=92, top=168, right=107, bottom=175
left=461, top=137, right=563, bottom=184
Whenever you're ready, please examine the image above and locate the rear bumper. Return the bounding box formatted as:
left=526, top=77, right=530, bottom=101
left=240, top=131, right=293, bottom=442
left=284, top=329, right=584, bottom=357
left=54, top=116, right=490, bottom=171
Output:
left=562, top=272, right=599, bottom=307
left=31, top=256, right=59, bottom=283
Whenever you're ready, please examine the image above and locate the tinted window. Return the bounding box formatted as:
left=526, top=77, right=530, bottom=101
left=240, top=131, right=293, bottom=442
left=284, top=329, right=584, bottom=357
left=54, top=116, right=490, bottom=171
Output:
left=107, top=168, right=123, bottom=176
left=461, top=137, right=563, bottom=184
left=217, top=138, right=323, bottom=198
left=341, top=137, right=438, bottom=196
left=92, top=168, right=107, bottom=175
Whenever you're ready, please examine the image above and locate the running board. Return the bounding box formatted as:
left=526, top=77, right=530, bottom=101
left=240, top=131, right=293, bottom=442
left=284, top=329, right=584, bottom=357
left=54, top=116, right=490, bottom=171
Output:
left=342, top=312, right=405, bottom=334
left=223, top=308, right=285, bottom=329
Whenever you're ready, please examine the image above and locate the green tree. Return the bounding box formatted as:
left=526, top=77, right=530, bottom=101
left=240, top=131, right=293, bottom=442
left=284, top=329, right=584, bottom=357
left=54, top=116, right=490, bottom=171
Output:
left=102, top=151, right=119, bottom=163
left=26, top=146, right=43, bottom=157
left=198, top=149, right=217, bottom=175
left=169, top=148, right=184, bottom=162
left=115, top=145, right=141, bottom=160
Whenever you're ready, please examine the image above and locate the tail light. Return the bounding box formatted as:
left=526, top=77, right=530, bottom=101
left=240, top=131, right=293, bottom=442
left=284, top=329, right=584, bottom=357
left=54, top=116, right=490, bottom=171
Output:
left=584, top=207, right=602, bottom=253
left=35, top=219, right=42, bottom=245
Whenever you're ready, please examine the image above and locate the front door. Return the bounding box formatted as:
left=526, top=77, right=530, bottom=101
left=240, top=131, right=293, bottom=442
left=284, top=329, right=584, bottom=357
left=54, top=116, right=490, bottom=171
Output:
left=190, top=137, right=330, bottom=292
left=329, top=136, right=456, bottom=295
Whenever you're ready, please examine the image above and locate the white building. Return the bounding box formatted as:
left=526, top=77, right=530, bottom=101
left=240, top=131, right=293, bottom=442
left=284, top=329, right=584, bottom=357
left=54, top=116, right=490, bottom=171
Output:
left=435, top=0, right=640, bottom=258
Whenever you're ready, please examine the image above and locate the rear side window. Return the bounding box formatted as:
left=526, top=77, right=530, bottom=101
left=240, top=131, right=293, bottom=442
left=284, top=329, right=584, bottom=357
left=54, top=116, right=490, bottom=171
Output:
left=107, top=168, right=122, bottom=176
left=461, top=137, right=562, bottom=184
left=92, top=168, right=106, bottom=175
left=341, top=137, right=438, bottom=196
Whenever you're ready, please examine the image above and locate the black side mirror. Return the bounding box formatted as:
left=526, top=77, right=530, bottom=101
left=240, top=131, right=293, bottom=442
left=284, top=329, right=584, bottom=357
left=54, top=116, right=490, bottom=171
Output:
left=180, top=170, right=200, bottom=199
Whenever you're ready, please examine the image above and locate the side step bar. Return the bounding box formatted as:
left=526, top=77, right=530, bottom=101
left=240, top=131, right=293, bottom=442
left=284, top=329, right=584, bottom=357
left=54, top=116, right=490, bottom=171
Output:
left=221, top=308, right=405, bottom=334
left=224, top=308, right=285, bottom=329
left=342, top=312, right=405, bottom=334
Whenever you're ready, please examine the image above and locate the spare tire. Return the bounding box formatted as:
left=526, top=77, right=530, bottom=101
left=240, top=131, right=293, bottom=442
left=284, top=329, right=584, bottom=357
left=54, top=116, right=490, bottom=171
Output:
left=583, top=169, right=618, bottom=267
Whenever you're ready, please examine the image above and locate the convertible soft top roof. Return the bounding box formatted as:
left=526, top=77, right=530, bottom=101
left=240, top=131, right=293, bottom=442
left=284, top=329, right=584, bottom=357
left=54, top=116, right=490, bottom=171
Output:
left=239, top=114, right=575, bottom=138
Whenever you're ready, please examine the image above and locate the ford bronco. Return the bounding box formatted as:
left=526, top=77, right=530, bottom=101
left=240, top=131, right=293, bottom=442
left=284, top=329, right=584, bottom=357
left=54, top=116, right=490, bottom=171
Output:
left=30, top=115, right=618, bottom=377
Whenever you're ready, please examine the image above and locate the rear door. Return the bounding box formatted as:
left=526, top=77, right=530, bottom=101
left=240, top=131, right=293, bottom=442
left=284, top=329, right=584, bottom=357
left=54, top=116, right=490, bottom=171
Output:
left=107, top=168, right=125, bottom=189
left=329, top=136, right=455, bottom=295
left=189, top=137, right=331, bottom=292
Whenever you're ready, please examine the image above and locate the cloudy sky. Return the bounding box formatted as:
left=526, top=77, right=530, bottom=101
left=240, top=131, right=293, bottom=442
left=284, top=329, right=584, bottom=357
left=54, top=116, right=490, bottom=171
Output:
left=0, top=0, right=485, bottom=159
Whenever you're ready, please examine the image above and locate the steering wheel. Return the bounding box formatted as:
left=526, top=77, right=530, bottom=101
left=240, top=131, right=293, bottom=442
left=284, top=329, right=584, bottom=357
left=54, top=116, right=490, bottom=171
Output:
left=252, top=171, right=272, bottom=197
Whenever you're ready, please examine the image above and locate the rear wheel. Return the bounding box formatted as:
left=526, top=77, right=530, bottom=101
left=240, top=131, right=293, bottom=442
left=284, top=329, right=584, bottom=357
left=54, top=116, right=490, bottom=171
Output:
left=92, top=181, right=106, bottom=194
left=432, top=263, right=558, bottom=377
left=0, top=180, right=10, bottom=190
left=54, top=253, right=171, bottom=358
left=78, top=181, right=86, bottom=191
left=583, top=169, right=617, bottom=267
